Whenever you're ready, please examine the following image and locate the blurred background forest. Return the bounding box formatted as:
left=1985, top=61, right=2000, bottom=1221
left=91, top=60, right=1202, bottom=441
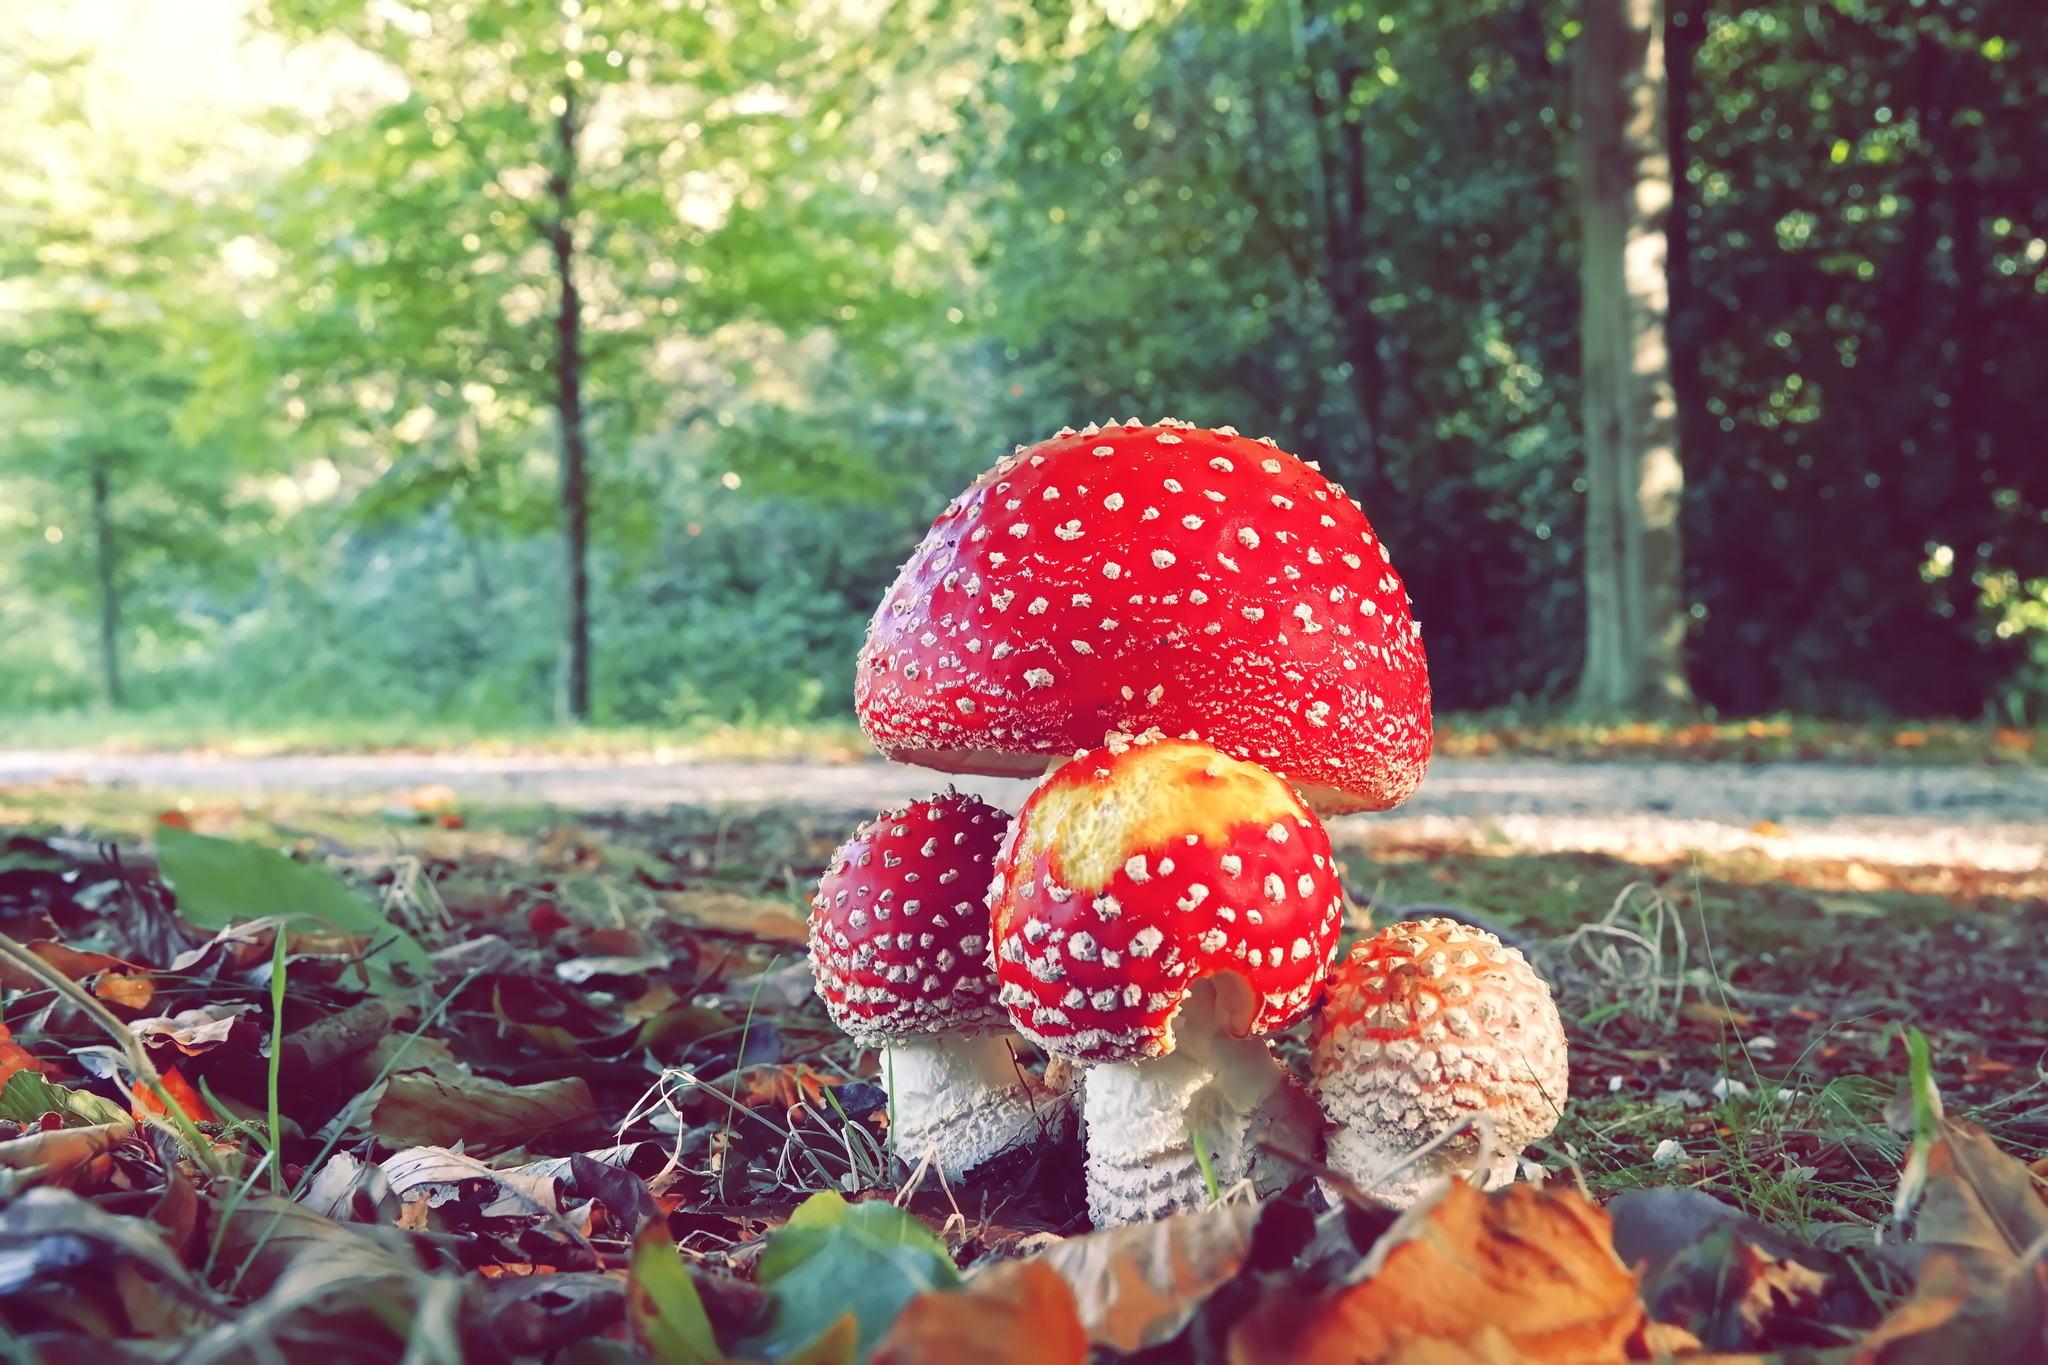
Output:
left=3, top=0, right=2046, bottom=739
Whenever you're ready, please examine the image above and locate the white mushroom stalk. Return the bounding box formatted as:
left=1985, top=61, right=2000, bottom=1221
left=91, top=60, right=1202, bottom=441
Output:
left=882, top=1030, right=1067, bottom=1180
left=1080, top=978, right=1321, bottom=1226
left=808, top=791, right=1076, bottom=1182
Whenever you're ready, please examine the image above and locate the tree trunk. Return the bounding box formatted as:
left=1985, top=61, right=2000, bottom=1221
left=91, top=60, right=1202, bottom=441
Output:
left=1292, top=0, right=1384, bottom=503
left=550, top=81, right=592, bottom=724
left=90, top=460, right=123, bottom=709
left=1575, top=0, right=1692, bottom=713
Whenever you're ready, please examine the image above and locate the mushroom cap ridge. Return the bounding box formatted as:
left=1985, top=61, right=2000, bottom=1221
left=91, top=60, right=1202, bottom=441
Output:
left=1308, top=917, right=1568, bottom=1158
left=991, top=736, right=1344, bottom=1063
left=809, top=789, right=1008, bottom=1044
left=854, top=419, right=1432, bottom=814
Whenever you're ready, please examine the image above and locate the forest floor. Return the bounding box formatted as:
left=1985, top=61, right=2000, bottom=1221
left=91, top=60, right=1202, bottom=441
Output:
left=0, top=776, right=2044, bottom=1357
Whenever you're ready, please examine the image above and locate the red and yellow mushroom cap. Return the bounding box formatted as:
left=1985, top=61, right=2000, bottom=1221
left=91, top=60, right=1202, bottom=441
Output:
left=808, top=790, right=1008, bottom=1044
left=855, top=420, right=1432, bottom=814
left=991, top=735, right=1343, bottom=1062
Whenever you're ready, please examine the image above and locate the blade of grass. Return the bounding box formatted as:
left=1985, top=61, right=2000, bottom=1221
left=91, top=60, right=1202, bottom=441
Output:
left=268, top=927, right=288, bottom=1194
left=1191, top=1128, right=1220, bottom=1204
left=1892, top=1024, right=1943, bottom=1232
left=721, top=952, right=780, bottom=1155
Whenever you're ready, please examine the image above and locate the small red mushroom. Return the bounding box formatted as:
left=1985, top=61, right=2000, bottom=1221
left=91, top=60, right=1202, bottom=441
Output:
left=1308, top=918, right=1568, bottom=1207
left=855, top=419, right=1430, bottom=814
left=990, top=734, right=1338, bottom=1224
left=810, top=789, right=1072, bottom=1179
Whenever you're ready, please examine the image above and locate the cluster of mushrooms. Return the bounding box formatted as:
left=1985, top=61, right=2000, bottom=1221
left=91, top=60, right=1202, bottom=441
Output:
left=804, top=420, right=1569, bottom=1227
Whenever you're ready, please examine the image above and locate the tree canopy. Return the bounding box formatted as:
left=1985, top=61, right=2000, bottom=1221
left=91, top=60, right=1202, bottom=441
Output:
left=1, top=0, right=2044, bottom=725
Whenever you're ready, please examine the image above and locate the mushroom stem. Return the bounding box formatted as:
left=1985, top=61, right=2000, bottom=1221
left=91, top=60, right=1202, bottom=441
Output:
left=1326, top=1118, right=1518, bottom=1209
left=884, top=1031, right=1072, bottom=1182
left=1079, top=979, right=1321, bottom=1227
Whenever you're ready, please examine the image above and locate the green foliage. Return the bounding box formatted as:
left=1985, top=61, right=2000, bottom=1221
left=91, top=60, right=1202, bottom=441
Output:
left=0, top=53, right=281, bottom=710
left=154, top=824, right=430, bottom=978
left=1674, top=0, right=2048, bottom=715
left=742, top=1190, right=961, bottom=1361
left=957, top=0, right=1587, bottom=706
left=628, top=1223, right=721, bottom=1364
left=0, top=1071, right=129, bottom=1127
left=1, top=0, right=2045, bottom=725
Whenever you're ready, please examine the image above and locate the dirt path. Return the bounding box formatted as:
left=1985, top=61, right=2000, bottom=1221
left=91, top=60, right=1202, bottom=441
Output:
left=4, top=748, right=2043, bottom=871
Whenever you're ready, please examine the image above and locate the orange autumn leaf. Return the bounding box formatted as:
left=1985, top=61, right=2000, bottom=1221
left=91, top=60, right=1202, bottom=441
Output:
left=0, top=1022, right=52, bottom=1086
left=93, top=972, right=156, bottom=1012
left=132, top=1066, right=217, bottom=1125
left=737, top=1064, right=831, bottom=1111
left=871, top=1260, right=1088, bottom=1365
left=1228, top=1180, right=1644, bottom=1365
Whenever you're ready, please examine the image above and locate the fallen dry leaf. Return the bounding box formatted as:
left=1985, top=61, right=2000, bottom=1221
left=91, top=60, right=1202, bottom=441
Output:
left=0, top=1120, right=135, bottom=1188
left=129, top=1003, right=259, bottom=1056
left=133, top=1065, right=218, bottom=1124
left=1912, top=1119, right=2048, bottom=1265
left=373, top=1071, right=595, bottom=1148
left=354, top=1034, right=596, bottom=1147
left=658, top=888, right=810, bottom=942
left=871, top=1259, right=1088, bottom=1365
left=1036, top=1198, right=1260, bottom=1353
left=1842, top=1120, right=2048, bottom=1363
left=0, top=1022, right=51, bottom=1086
left=0, top=940, right=155, bottom=1011
left=1229, top=1180, right=1643, bottom=1365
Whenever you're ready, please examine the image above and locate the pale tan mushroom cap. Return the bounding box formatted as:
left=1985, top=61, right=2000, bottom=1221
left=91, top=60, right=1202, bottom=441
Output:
left=1308, top=918, right=1567, bottom=1157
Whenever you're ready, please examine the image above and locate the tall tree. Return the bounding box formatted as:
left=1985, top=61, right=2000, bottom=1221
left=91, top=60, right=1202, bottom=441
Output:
left=0, top=52, right=265, bottom=711
left=260, top=0, right=906, bottom=721
left=1575, top=0, right=1693, bottom=712
left=954, top=0, right=1588, bottom=708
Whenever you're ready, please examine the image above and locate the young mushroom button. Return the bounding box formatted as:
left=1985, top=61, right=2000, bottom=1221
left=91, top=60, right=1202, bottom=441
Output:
left=1308, top=918, right=1569, bottom=1208
left=990, top=734, right=1339, bottom=1226
left=809, top=789, right=1074, bottom=1181
left=854, top=418, right=1431, bottom=815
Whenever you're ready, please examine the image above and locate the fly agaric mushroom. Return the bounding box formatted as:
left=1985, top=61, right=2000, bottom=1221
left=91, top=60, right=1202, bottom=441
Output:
left=1308, top=918, right=1568, bottom=1208
left=810, top=790, right=1072, bottom=1180
left=855, top=418, right=1430, bottom=815
left=991, top=734, right=1337, bottom=1225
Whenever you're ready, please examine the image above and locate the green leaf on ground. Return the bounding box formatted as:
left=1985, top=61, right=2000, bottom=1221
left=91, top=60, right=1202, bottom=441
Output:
left=154, top=825, right=429, bottom=979
left=629, top=1222, right=721, bottom=1364
left=745, top=1191, right=960, bottom=1362
left=0, top=1071, right=129, bottom=1127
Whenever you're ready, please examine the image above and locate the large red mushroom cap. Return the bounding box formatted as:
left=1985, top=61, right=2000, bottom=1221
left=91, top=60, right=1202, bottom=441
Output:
left=990, top=734, right=1343, bottom=1062
left=809, top=790, right=1007, bottom=1043
left=855, top=419, right=1430, bottom=814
